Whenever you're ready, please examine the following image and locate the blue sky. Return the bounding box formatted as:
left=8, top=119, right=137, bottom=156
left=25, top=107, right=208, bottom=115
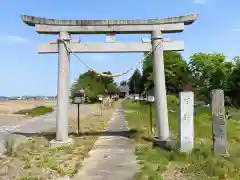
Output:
left=1, top=0, right=240, bottom=96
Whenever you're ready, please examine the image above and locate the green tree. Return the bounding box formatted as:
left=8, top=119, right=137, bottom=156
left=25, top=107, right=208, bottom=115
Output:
left=139, top=51, right=240, bottom=108
left=120, top=80, right=127, bottom=86
left=189, top=53, right=233, bottom=102
left=107, top=82, right=119, bottom=94
left=98, top=71, right=115, bottom=91
left=128, top=69, right=142, bottom=94
left=227, top=56, right=240, bottom=107
left=141, top=51, right=189, bottom=94
left=70, top=70, right=118, bottom=103
left=141, top=53, right=154, bottom=92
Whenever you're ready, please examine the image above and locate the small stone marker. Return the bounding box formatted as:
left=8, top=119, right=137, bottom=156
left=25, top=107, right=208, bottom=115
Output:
left=179, top=91, right=194, bottom=153
left=211, top=89, right=228, bottom=155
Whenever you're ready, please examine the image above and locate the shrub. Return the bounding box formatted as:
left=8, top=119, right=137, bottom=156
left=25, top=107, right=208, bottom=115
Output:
left=167, top=94, right=179, bottom=106
left=14, top=106, right=53, bottom=117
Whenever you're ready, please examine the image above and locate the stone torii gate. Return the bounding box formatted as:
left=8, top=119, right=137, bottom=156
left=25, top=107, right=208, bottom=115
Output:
left=21, top=13, right=199, bottom=146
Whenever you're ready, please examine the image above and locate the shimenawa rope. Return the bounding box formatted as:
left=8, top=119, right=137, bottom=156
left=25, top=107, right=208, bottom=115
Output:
left=60, top=39, right=162, bottom=78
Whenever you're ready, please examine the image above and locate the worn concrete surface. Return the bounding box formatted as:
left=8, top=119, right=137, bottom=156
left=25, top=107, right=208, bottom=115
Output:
left=73, top=106, right=139, bottom=180
left=0, top=114, right=30, bottom=127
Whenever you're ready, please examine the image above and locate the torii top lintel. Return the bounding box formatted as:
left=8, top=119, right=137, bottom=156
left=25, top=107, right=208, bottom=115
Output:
left=20, top=13, right=199, bottom=34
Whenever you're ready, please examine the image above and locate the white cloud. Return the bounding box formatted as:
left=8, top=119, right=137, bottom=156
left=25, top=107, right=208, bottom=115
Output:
left=4, top=35, right=29, bottom=43
left=193, top=0, right=205, bottom=4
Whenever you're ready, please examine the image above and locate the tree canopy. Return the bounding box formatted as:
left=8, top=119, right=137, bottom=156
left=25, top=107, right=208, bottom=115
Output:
left=128, top=69, right=142, bottom=94
left=138, top=51, right=189, bottom=94
left=127, top=52, right=240, bottom=107
left=70, top=52, right=240, bottom=107
left=120, top=80, right=127, bottom=86
left=70, top=70, right=118, bottom=103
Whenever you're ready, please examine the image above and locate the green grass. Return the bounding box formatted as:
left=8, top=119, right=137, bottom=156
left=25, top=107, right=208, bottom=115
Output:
left=123, top=100, right=240, bottom=180
left=14, top=106, right=53, bottom=117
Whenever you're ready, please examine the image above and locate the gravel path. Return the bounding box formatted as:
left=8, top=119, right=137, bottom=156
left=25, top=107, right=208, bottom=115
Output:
left=73, top=105, right=139, bottom=180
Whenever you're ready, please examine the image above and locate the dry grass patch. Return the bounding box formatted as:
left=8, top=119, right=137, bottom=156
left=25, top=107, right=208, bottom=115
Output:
left=14, top=106, right=54, bottom=117
left=0, top=101, right=122, bottom=179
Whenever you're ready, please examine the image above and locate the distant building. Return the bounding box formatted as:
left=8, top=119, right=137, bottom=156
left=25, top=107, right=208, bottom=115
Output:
left=119, top=85, right=130, bottom=98
left=0, top=96, right=8, bottom=100
left=8, top=96, right=21, bottom=100
left=47, top=96, right=57, bottom=100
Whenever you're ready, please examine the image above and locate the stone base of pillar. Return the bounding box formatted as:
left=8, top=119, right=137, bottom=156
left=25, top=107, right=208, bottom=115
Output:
left=153, top=136, right=177, bottom=151
left=49, top=138, right=73, bottom=148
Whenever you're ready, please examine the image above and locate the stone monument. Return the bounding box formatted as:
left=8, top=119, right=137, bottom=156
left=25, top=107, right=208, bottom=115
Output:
left=179, top=91, right=194, bottom=153
left=211, top=89, right=228, bottom=154
left=20, top=13, right=199, bottom=146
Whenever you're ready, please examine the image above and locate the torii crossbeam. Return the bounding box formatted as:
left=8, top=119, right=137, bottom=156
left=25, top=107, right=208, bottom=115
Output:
left=20, top=13, right=199, bottom=147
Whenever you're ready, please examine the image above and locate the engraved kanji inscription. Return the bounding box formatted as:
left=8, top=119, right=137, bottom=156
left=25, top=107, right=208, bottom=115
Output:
left=211, top=89, right=228, bottom=154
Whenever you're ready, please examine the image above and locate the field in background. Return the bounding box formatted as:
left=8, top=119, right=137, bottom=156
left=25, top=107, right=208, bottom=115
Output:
left=0, top=100, right=56, bottom=126
left=0, top=100, right=56, bottom=114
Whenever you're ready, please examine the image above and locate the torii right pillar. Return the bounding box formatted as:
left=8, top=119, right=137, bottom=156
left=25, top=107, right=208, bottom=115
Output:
left=152, top=30, right=170, bottom=141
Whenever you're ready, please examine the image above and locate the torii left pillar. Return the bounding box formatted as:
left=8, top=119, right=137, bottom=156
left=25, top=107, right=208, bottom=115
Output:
left=50, top=31, right=73, bottom=147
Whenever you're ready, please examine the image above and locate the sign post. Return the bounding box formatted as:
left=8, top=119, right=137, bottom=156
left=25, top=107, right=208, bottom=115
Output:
left=147, top=95, right=155, bottom=137
left=99, top=96, right=103, bottom=116
left=74, top=89, right=85, bottom=135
